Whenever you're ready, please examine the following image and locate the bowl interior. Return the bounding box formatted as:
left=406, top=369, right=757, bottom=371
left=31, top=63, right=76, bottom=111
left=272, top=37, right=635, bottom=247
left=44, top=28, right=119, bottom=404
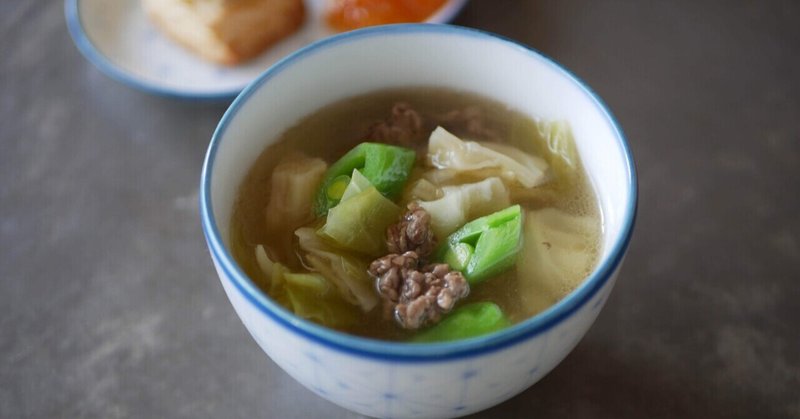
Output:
left=202, top=24, right=635, bottom=353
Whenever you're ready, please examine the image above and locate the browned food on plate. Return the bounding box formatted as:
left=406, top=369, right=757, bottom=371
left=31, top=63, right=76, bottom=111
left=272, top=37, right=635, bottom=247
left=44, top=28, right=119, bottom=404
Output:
left=141, top=0, right=305, bottom=65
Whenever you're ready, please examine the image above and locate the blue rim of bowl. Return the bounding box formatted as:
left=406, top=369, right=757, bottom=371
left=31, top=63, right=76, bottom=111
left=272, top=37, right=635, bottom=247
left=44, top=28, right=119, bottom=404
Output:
left=63, top=0, right=470, bottom=101
left=64, top=0, right=237, bottom=101
left=200, top=24, right=638, bottom=362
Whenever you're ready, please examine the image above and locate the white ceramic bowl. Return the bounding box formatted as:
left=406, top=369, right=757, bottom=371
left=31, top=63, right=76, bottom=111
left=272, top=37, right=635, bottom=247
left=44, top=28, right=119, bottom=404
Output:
left=201, top=24, right=636, bottom=419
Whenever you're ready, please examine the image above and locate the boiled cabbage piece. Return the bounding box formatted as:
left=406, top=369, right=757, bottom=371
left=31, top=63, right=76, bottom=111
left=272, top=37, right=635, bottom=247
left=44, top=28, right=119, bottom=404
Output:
left=317, top=183, right=401, bottom=257
left=282, top=271, right=357, bottom=328
left=339, top=169, right=372, bottom=202
left=517, top=208, right=599, bottom=314
left=417, top=177, right=510, bottom=239
left=295, top=227, right=379, bottom=312
left=253, top=247, right=359, bottom=328
left=264, top=153, right=328, bottom=234
left=255, top=244, right=274, bottom=278
left=402, top=176, right=441, bottom=203
left=427, top=126, right=549, bottom=189
left=539, top=120, right=579, bottom=178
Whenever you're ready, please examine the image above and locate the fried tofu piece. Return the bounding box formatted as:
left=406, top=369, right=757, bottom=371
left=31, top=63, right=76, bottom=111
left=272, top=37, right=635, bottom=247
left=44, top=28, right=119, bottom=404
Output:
left=142, top=0, right=305, bottom=65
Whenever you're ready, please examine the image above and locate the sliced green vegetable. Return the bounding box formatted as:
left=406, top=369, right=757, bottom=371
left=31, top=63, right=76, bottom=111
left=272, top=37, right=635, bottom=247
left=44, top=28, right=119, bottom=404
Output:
left=441, top=242, right=473, bottom=272
left=318, top=186, right=401, bottom=256
left=360, top=143, right=416, bottom=197
left=446, top=204, right=522, bottom=246
left=326, top=175, right=351, bottom=202
left=469, top=217, right=523, bottom=281
left=314, top=143, right=416, bottom=216
left=412, top=302, right=511, bottom=343
left=437, top=205, right=523, bottom=284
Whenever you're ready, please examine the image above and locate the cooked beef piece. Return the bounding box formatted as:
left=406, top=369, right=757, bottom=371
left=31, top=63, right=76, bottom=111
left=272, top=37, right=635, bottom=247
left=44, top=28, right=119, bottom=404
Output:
left=435, top=106, right=500, bottom=142
left=365, top=102, right=425, bottom=147
left=368, top=253, right=469, bottom=330
left=386, top=202, right=437, bottom=258
left=371, top=251, right=419, bottom=303
left=366, top=103, right=500, bottom=150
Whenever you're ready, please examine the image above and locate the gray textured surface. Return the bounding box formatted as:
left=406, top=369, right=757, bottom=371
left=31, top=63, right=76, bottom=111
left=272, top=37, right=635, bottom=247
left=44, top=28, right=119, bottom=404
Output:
left=2, top=1, right=799, bottom=418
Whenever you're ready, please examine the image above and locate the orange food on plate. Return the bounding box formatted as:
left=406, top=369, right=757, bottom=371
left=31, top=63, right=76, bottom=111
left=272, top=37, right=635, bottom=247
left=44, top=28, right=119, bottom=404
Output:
left=326, top=0, right=448, bottom=31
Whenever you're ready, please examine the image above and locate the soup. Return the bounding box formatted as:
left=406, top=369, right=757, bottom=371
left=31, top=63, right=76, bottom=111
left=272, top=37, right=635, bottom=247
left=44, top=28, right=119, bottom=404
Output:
left=230, top=87, right=602, bottom=342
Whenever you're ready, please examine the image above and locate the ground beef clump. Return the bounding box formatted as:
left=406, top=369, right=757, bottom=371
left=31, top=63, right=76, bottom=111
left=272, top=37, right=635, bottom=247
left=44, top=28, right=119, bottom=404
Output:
left=368, top=205, right=469, bottom=329
left=434, top=106, right=500, bottom=142
left=366, top=102, right=425, bottom=147
left=386, top=202, right=436, bottom=257
left=369, top=252, right=469, bottom=329
left=366, top=103, right=501, bottom=149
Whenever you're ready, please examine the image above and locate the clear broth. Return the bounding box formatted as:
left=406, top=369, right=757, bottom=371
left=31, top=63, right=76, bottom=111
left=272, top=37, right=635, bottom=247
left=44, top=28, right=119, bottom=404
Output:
left=230, top=87, right=602, bottom=341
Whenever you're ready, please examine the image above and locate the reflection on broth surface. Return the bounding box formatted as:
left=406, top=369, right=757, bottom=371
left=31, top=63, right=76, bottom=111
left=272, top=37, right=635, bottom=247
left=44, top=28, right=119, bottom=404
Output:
left=231, top=87, right=602, bottom=341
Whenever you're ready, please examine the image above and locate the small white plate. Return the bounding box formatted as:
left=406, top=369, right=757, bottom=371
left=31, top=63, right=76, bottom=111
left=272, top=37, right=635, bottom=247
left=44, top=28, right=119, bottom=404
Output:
left=65, top=0, right=469, bottom=100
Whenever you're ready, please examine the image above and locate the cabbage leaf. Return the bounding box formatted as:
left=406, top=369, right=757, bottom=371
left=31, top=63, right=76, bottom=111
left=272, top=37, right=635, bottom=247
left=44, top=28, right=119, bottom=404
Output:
left=517, top=208, right=598, bottom=313
left=252, top=249, right=359, bottom=328
left=282, top=271, right=357, bottom=328
left=539, top=121, right=579, bottom=178
left=296, top=227, right=379, bottom=312
left=427, top=126, right=548, bottom=188
left=417, top=177, right=510, bottom=239
left=265, top=153, right=328, bottom=234
left=403, top=177, right=441, bottom=202
left=339, top=169, right=373, bottom=202
left=318, top=184, right=401, bottom=257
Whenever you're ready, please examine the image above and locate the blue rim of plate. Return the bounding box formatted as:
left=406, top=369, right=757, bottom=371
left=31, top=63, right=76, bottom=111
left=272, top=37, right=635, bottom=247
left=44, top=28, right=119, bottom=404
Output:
left=200, top=24, right=638, bottom=362
left=64, top=0, right=470, bottom=101
left=64, top=0, right=236, bottom=101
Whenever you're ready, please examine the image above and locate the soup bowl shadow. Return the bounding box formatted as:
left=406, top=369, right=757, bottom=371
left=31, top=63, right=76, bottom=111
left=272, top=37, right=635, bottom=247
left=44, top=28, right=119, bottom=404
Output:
left=200, top=24, right=636, bottom=419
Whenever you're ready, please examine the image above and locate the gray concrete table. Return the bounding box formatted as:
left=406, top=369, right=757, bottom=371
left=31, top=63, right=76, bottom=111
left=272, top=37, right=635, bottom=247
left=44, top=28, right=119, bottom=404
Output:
left=2, top=1, right=798, bottom=417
